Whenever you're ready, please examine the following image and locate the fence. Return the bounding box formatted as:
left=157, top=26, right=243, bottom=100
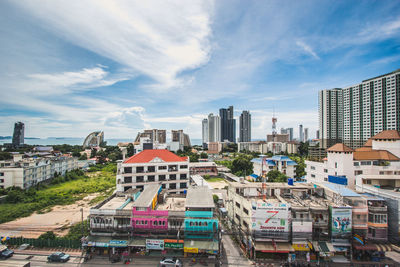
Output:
left=6, top=237, right=81, bottom=249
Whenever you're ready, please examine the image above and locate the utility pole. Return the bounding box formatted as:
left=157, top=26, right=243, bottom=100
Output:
left=81, top=208, right=84, bottom=238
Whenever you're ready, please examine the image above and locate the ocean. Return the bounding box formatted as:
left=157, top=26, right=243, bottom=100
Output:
left=0, top=138, right=203, bottom=146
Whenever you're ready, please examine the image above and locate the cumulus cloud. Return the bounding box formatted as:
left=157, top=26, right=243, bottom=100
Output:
left=13, top=0, right=214, bottom=90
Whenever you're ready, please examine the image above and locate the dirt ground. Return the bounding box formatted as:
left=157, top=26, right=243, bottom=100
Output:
left=207, top=180, right=228, bottom=189
left=0, top=193, right=99, bottom=238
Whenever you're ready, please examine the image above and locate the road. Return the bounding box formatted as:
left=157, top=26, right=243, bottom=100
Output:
left=221, top=230, right=252, bottom=267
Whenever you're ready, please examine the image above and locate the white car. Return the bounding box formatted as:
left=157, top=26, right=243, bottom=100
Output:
left=159, top=257, right=183, bottom=267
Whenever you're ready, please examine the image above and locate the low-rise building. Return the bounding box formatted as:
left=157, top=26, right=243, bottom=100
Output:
left=252, top=155, right=297, bottom=178
left=0, top=154, right=78, bottom=189
left=189, top=162, right=218, bottom=176
left=116, top=149, right=190, bottom=194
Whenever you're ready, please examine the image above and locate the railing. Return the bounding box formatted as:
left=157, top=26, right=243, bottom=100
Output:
left=368, top=206, right=387, bottom=212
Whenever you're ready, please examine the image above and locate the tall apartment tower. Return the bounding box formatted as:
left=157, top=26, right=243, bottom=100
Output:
left=299, top=124, right=304, bottom=142
left=239, top=110, right=251, bottom=142
left=134, top=129, right=166, bottom=144
left=12, top=122, right=24, bottom=147
left=281, top=128, right=294, bottom=141
left=319, top=68, right=400, bottom=148
left=304, top=128, right=309, bottom=142
left=207, top=113, right=221, bottom=142
left=219, top=106, right=236, bottom=142
left=202, top=118, right=209, bottom=147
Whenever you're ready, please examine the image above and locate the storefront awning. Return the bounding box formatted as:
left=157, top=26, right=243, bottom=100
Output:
left=318, top=242, right=335, bottom=253
left=376, top=244, right=392, bottom=252
left=312, top=241, right=319, bottom=252
left=353, top=243, right=378, bottom=251
left=292, top=242, right=312, bottom=251
left=184, top=240, right=219, bottom=254
left=255, top=242, right=294, bottom=253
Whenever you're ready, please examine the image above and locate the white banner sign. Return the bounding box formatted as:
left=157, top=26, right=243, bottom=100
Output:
left=251, top=202, right=290, bottom=232
left=292, top=221, right=312, bottom=232
left=146, top=239, right=164, bottom=250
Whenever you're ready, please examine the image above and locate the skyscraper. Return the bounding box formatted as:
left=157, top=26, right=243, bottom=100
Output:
left=208, top=113, right=221, bottom=142
left=281, top=128, right=294, bottom=141
left=299, top=124, right=304, bottom=142
left=12, top=122, right=24, bottom=147
left=319, top=68, right=400, bottom=148
left=304, top=128, right=309, bottom=142
left=202, top=118, right=209, bottom=147
left=239, top=110, right=251, bottom=142
left=219, top=106, right=236, bottom=142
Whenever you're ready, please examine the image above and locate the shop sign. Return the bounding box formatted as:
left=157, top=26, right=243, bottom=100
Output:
left=206, top=250, right=218, bottom=255
left=292, top=243, right=310, bottom=251
left=96, top=242, right=110, bottom=248
left=251, top=202, right=290, bottom=232
left=146, top=239, right=164, bottom=250
left=109, top=240, right=127, bottom=247
left=184, top=247, right=198, bottom=253
left=165, top=242, right=184, bottom=249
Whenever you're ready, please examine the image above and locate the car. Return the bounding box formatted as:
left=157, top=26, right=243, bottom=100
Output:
left=159, top=257, right=183, bottom=267
left=0, top=246, right=14, bottom=259
left=47, top=252, right=70, bottom=262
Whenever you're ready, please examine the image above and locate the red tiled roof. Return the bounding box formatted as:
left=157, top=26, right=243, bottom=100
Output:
left=364, top=139, right=373, bottom=147
left=124, top=149, right=187, bottom=164
left=371, top=130, right=400, bottom=140
left=353, top=150, right=400, bottom=161
left=327, top=143, right=354, bottom=152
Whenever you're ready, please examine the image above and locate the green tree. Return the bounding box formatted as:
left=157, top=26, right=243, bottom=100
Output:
left=72, top=151, right=81, bottom=157
left=231, top=156, right=253, bottom=177
left=189, top=154, right=199, bottom=162
left=267, top=170, right=288, bottom=182
left=213, top=194, right=219, bottom=204
left=0, top=152, right=12, bottom=160
left=200, top=152, right=208, bottom=159
left=38, top=231, right=57, bottom=240
left=126, top=144, right=135, bottom=157
left=79, top=153, right=87, bottom=160
left=298, top=142, right=309, bottom=157
left=90, top=148, right=97, bottom=158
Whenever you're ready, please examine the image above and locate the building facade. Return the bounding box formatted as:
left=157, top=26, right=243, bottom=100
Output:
left=319, top=69, right=400, bottom=149
left=202, top=119, right=208, bottom=148
left=220, top=106, right=236, bottom=142
left=12, top=122, right=24, bottom=147
left=134, top=129, right=167, bottom=144
left=116, top=149, right=190, bottom=194
left=207, top=113, right=221, bottom=143
left=239, top=110, right=251, bottom=142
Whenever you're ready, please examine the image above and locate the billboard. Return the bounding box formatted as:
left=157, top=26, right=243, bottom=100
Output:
left=146, top=239, right=164, bottom=250
left=251, top=202, right=290, bottom=232
left=331, top=207, right=352, bottom=237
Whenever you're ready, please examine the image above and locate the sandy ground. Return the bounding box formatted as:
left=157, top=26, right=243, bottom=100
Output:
left=207, top=179, right=228, bottom=189
left=0, top=193, right=100, bottom=238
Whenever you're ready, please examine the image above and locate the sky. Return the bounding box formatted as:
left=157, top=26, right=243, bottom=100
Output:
left=1, top=0, right=400, bottom=140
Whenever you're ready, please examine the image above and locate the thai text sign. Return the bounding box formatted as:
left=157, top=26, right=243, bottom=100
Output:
left=109, top=240, right=127, bottom=247
left=331, top=207, right=352, bottom=236
left=184, top=247, right=198, bottom=253
left=165, top=243, right=184, bottom=249
left=251, top=202, right=290, bottom=232
left=146, top=239, right=164, bottom=250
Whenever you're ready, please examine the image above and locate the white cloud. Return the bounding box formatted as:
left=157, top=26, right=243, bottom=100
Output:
left=13, top=0, right=214, bottom=90
left=296, top=40, right=320, bottom=60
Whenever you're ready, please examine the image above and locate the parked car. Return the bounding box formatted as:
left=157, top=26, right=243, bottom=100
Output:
left=160, top=257, right=183, bottom=267
left=0, top=245, right=14, bottom=259
left=47, top=252, right=70, bottom=262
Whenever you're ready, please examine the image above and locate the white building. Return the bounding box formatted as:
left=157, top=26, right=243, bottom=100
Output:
left=306, top=130, right=400, bottom=190
left=202, top=118, right=209, bottom=146
left=116, top=149, right=190, bottom=194
left=319, top=68, right=400, bottom=149
left=252, top=155, right=297, bottom=178
left=237, top=141, right=268, bottom=154
left=207, top=113, right=221, bottom=142
left=0, top=154, right=78, bottom=189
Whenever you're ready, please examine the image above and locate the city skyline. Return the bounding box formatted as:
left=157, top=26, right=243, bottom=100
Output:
left=1, top=1, right=400, bottom=139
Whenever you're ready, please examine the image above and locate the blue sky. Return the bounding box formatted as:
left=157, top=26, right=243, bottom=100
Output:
left=1, top=0, right=400, bottom=140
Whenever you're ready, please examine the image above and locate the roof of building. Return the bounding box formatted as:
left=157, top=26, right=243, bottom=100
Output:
left=353, top=150, right=400, bottom=161
left=124, top=149, right=187, bottom=164
left=360, top=193, right=385, bottom=201
left=322, top=183, right=361, bottom=197
left=371, top=130, right=400, bottom=140
left=327, top=143, right=354, bottom=153
left=132, top=184, right=161, bottom=208
left=185, top=186, right=214, bottom=208
left=364, top=139, right=373, bottom=147
left=189, top=162, right=217, bottom=167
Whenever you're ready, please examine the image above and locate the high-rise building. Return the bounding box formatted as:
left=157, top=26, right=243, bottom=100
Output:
left=304, top=128, right=309, bottom=142
left=281, top=128, right=294, bottom=141
left=202, top=118, right=209, bottom=147
left=219, top=106, right=236, bottom=142
left=299, top=124, right=304, bottom=142
left=207, top=113, right=221, bottom=142
left=239, top=110, right=251, bottom=142
left=316, top=130, right=320, bottom=139
left=171, top=130, right=191, bottom=147
left=12, top=122, right=24, bottom=147
left=319, top=68, right=400, bottom=148
left=135, top=129, right=166, bottom=144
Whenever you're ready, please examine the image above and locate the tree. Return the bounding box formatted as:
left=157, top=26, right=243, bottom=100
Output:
left=0, top=152, right=12, bottom=160
left=189, top=154, right=199, bottom=162
left=126, top=144, right=135, bottom=157
left=298, top=142, right=309, bottom=157
left=200, top=152, right=208, bottom=159
left=38, top=231, right=57, bottom=240
left=267, top=170, right=288, bottom=182
left=231, top=156, right=253, bottom=177
left=90, top=148, right=97, bottom=158
left=79, top=153, right=87, bottom=160
left=213, top=194, right=219, bottom=204
left=72, top=151, right=81, bottom=157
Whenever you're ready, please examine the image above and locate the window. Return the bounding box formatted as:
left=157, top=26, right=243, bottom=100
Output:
left=311, top=166, right=315, bottom=170
left=324, top=169, right=328, bottom=173
left=355, top=171, right=363, bottom=175
left=136, top=176, right=144, bottom=183
left=180, top=174, right=187, bottom=179
left=235, top=202, right=241, bottom=208
left=324, top=177, right=328, bottom=181
left=124, top=177, right=132, bottom=183
left=0, top=172, right=4, bottom=177
left=0, top=179, right=4, bottom=183
left=311, top=174, right=316, bottom=178
left=136, top=167, right=144, bottom=173
left=147, top=166, right=155, bottom=172
left=159, top=166, right=167, bottom=170
left=243, top=208, right=249, bottom=215
left=169, top=183, right=176, bottom=190
left=180, top=165, right=188, bottom=169
left=148, top=175, right=155, bottom=182
left=335, top=162, right=338, bottom=168
left=243, top=221, right=249, bottom=228
left=235, top=214, right=240, bottom=222
left=159, top=175, right=166, bottom=181
left=169, top=174, right=177, bottom=180
left=180, top=183, right=187, bottom=189
left=123, top=167, right=132, bottom=173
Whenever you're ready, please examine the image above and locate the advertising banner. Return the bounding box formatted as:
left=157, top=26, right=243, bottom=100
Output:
left=184, top=247, right=198, bottom=253
left=109, top=240, right=127, bottom=247
left=165, top=243, right=184, bottom=249
left=251, top=202, right=290, bottom=232
left=146, top=239, right=164, bottom=250
left=331, top=207, right=352, bottom=237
